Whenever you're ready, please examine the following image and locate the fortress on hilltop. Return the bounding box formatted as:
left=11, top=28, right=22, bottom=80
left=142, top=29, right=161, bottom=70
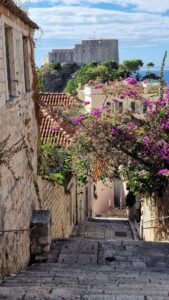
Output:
left=45, top=39, right=119, bottom=65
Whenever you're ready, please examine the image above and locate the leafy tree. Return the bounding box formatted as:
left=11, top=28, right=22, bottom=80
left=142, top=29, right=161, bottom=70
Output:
left=51, top=63, right=61, bottom=71
left=103, top=60, right=118, bottom=70
left=123, top=60, right=144, bottom=73
left=91, top=65, right=108, bottom=81
left=66, top=79, right=77, bottom=94
left=143, top=72, right=159, bottom=81
left=147, top=62, right=155, bottom=72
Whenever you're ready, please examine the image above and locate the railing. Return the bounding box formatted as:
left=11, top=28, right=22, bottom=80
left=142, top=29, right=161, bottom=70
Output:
left=0, top=226, right=37, bottom=236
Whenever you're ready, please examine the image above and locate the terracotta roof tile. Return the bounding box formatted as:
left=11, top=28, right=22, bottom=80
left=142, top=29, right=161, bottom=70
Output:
left=39, top=93, right=82, bottom=107
left=40, top=107, right=73, bottom=148
left=38, top=94, right=79, bottom=148
left=1, top=0, right=39, bottom=29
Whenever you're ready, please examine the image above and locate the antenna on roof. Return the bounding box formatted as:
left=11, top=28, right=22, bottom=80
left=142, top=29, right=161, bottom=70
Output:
left=88, top=32, right=97, bottom=40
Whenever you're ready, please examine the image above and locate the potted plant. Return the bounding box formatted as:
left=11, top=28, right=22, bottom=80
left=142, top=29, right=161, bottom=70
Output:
left=126, top=190, right=136, bottom=220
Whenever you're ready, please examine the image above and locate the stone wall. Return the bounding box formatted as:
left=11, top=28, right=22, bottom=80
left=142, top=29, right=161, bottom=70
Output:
left=49, top=49, right=74, bottom=64
left=0, top=5, right=39, bottom=277
left=141, top=189, right=169, bottom=241
left=39, top=177, right=77, bottom=239
left=0, top=96, right=39, bottom=277
left=48, top=39, right=119, bottom=66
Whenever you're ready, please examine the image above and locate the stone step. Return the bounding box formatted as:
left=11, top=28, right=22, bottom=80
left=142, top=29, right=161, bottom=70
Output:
left=14, top=271, right=169, bottom=282
left=27, top=263, right=169, bottom=274
left=0, top=286, right=169, bottom=298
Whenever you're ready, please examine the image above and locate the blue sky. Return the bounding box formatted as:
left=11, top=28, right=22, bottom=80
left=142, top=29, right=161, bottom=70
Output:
left=24, top=0, right=169, bottom=67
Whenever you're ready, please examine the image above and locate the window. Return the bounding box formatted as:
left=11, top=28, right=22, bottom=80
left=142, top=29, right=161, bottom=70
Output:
left=143, top=105, right=147, bottom=114
left=131, top=102, right=135, bottom=112
left=118, top=102, right=123, bottom=110
left=4, top=25, right=16, bottom=98
left=23, top=36, right=31, bottom=92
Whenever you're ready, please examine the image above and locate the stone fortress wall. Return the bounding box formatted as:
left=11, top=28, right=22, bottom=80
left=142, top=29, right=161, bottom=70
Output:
left=48, top=39, right=119, bottom=65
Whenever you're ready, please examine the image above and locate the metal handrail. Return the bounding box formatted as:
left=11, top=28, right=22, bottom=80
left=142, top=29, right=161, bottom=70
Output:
left=141, top=215, right=169, bottom=225
left=0, top=228, right=29, bottom=235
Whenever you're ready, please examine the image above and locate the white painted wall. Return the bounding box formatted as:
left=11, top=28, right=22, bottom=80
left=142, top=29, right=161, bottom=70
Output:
left=91, top=180, right=114, bottom=217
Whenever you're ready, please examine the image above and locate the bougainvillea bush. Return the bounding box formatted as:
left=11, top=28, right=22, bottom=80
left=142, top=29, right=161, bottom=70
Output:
left=69, top=57, right=169, bottom=197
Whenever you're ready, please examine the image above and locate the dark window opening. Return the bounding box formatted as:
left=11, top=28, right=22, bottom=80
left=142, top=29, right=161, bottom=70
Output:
left=23, top=36, right=31, bottom=92
left=131, top=102, right=135, bottom=112
left=5, top=25, right=14, bottom=97
left=119, top=102, right=123, bottom=109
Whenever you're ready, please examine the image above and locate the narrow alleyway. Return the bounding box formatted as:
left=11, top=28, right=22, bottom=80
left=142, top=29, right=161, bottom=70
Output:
left=1, top=220, right=169, bottom=300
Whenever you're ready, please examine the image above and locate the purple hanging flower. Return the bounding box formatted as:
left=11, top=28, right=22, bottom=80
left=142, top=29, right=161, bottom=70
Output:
left=112, top=126, right=118, bottom=134
left=125, top=77, right=137, bottom=85
left=84, top=101, right=90, bottom=105
left=102, top=104, right=110, bottom=110
left=158, top=169, right=169, bottom=176
left=143, top=136, right=151, bottom=143
left=91, top=108, right=101, bottom=117
left=127, top=122, right=137, bottom=130
left=50, top=126, right=60, bottom=132
left=73, top=116, right=86, bottom=123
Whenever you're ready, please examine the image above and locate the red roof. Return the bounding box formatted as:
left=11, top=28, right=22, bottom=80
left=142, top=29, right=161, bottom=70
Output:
left=39, top=93, right=82, bottom=107
left=40, top=108, right=73, bottom=148
left=39, top=93, right=80, bottom=147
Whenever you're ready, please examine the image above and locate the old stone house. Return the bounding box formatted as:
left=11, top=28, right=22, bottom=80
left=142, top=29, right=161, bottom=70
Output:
left=0, top=0, right=39, bottom=277
left=0, top=1, right=90, bottom=279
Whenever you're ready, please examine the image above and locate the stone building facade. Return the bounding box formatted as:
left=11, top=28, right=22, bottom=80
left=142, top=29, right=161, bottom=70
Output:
left=0, top=0, right=39, bottom=277
left=0, top=1, right=91, bottom=279
left=48, top=39, right=119, bottom=65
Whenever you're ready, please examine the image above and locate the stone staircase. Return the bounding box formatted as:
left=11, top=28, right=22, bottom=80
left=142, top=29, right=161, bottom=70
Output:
left=0, top=220, right=169, bottom=300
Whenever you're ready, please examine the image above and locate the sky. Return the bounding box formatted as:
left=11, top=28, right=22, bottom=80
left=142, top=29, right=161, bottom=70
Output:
left=24, top=0, right=169, bottom=67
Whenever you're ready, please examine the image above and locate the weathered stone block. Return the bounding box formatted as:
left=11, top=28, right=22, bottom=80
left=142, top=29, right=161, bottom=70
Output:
left=30, top=210, right=52, bottom=255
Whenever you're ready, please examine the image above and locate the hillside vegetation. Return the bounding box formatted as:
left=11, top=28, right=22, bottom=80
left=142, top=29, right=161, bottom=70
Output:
left=65, top=60, right=144, bottom=94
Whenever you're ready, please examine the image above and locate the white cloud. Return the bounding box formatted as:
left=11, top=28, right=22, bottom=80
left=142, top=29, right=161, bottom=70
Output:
left=30, top=5, right=169, bottom=44
left=26, top=0, right=169, bottom=13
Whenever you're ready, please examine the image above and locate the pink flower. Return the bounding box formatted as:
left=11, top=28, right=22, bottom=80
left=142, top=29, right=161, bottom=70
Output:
left=50, top=126, right=60, bottom=132
left=84, top=101, right=90, bottom=105
left=143, top=136, right=151, bottom=143
left=127, top=122, right=137, bottom=130
left=112, top=126, right=118, bottom=134
left=102, top=104, right=110, bottom=110
left=125, top=77, right=137, bottom=85
left=94, top=83, right=104, bottom=89
left=91, top=108, right=101, bottom=117
left=158, top=169, right=169, bottom=176
left=73, top=116, right=85, bottom=123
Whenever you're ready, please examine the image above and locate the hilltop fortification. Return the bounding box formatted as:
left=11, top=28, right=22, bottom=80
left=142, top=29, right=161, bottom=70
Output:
left=46, top=39, right=119, bottom=65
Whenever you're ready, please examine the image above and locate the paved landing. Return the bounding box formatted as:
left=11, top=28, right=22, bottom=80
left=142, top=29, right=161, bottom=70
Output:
left=71, top=219, right=133, bottom=240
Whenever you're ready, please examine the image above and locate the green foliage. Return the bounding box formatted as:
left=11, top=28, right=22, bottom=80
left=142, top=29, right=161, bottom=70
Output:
left=123, top=59, right=144, bottom=73
left=50, top=63, right=61, bottom=70
left=143, top=72, right=159, bottom=80
left=38, top=144, right=72, bottom=186
left=147, top=62, right=155, bottom=70
left=66, top=79, right=77, bottom=94
left=103, top=60, right=118, bottom=70
left=126, top=191, right=136, bottom=208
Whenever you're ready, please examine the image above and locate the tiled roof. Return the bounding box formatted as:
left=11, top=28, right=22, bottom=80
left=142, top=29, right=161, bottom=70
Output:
left=38, top=95, right=77, bottom=148
left=39, top=93, right=83, bottom=107
left=40, top=108, right=73, bottom=148
left=1, top=0, right=39, bottom=29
